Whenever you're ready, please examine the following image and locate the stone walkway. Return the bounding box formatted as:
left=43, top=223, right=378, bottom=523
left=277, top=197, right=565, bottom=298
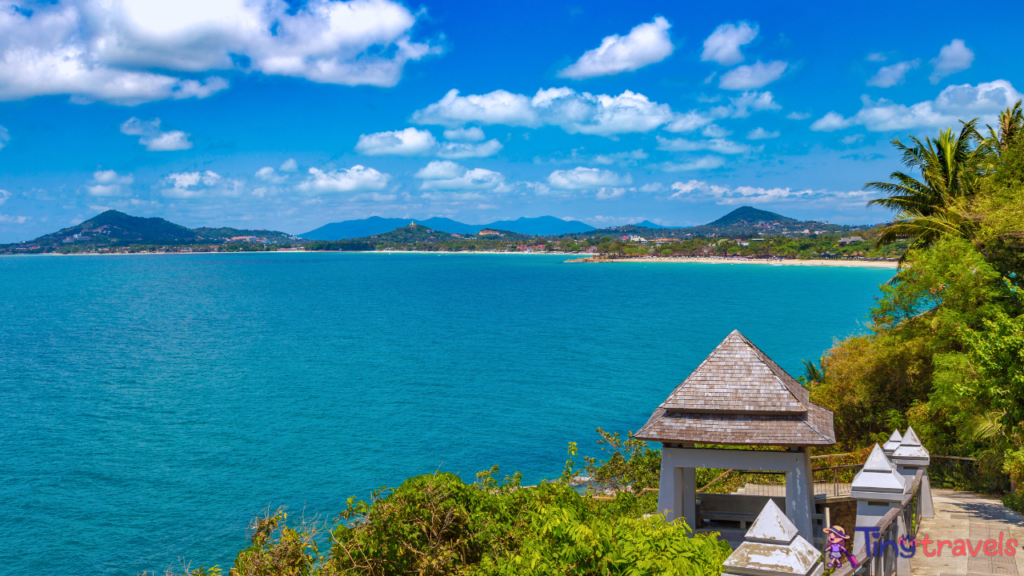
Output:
left=913, top=489, right=1024, bottom=576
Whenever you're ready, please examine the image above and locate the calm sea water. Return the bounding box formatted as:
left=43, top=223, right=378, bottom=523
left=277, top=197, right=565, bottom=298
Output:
left=0, top=253, right=893, bottom=575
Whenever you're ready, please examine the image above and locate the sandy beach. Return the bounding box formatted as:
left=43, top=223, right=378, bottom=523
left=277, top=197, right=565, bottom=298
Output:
left=565, top=256, right=899, bottom=269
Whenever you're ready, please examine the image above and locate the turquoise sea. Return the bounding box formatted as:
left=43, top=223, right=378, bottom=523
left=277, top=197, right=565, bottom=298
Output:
left=0, top=253, right=894, bottom=575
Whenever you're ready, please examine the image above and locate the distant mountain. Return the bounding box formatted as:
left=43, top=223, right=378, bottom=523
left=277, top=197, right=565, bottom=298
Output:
left=300, top=215, right=594, bottom=239
left=483, top=216, right=594, bottom=236
left=30, top=210, right=200, bottom=245
left=635, top=220, right=669, bottom=229
left=15, top=210, right=297, bottom=251
left=706, top=206, right=798, bottom=228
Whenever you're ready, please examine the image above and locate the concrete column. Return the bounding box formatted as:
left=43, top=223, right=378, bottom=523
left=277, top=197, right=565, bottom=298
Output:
left=850, top=445, right=906, bottom=565
left=658, top=453, right=682, bottom=522
left=785, top=452, right=813, bottom=541
left=892, top=426, right=933, bottom=518
left=683, top=467, right=696, bottom=530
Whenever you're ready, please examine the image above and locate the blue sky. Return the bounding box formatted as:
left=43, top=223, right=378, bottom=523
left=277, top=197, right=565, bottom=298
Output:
left=0, top=0, right=1021, bottom=241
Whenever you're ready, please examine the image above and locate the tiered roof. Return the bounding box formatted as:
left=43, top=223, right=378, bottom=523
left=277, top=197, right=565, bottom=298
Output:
left=636, top=330, right=836, bottom=447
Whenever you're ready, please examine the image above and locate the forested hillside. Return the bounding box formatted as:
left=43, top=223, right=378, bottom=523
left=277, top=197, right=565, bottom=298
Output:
left=808, top=103, right=1024, bottom=499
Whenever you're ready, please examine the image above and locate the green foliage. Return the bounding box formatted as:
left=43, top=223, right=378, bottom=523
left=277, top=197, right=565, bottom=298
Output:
left=579, top=428, right=663, bottom=494
left=213, top=470, right=729, bottom=576
left=811, top=102, right=1024, bottom=495
left=165, top=428, right=731, bottom=576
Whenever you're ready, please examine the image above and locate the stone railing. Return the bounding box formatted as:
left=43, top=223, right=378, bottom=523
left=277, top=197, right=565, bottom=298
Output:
left=833, top=470, right=923, bottom=576
left=721, top=427, right=932, bottom=576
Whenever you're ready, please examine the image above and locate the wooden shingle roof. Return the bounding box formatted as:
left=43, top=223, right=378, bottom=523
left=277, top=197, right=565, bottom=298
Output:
left=636, top=330, right=836, bottom=447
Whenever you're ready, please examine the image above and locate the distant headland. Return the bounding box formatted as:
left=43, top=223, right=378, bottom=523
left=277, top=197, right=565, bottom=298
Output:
left=0, top=207, right=902, bottom=264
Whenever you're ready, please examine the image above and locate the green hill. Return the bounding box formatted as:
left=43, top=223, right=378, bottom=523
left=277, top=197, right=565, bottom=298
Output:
left=373, top=223, right=454, bottom=244
left=7, top=210, right=299, bottom=252
left=31, top=210, right=199, bottom=245
left=706, top=206, right=798, bottom=227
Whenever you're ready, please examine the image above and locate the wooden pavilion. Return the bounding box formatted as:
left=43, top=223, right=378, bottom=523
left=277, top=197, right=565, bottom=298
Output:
left=636, top=330, right=836, bottom=540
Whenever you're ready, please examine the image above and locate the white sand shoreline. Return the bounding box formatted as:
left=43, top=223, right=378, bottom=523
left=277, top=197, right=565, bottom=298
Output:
left=565, top=256, right=898, bottom=269
left=1, top=251, right=899, bottom=268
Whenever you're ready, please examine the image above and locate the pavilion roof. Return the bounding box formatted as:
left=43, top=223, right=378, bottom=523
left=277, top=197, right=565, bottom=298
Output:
left=636, top=330, right=836, bottom=447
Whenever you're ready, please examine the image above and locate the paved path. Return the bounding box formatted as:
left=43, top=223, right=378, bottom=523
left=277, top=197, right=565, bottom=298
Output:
left=913, top=489, right=1024, bottom=576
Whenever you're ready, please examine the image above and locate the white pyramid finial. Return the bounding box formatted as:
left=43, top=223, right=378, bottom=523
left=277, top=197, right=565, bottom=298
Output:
left=723, top=499, right=822, bottom=576
left=745, top=498, right=799, bottom=543
left=893, top=427, right=929, bottom=465
left=901, top=427, right=921, bottom=447
left=883, top=430, right=903, bottom=456
left=863, top=444, right=895, bottom=472
left=852, top=444, right=906, bottom=496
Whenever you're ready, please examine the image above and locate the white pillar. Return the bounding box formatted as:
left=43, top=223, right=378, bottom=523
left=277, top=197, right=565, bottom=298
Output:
left=851, top=445, right=907, bottom=573
left=785, top=450, right=814, bottom=541
left=683, top=467, right=696, bottom=530
left=658, top=454, right=682, bottom=522
left=892, top=426, right=933, bottom=518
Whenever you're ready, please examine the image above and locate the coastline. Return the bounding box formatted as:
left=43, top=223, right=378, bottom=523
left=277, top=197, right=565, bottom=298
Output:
left=565, top=256, right=899, bottom=269
left=2, top=251, right=898, bottom=268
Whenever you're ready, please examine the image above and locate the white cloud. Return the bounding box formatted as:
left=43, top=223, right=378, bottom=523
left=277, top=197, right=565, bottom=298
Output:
left=719, top=61, right=787, bottom=90
left=415, top=160, right=464, bottom=180
left=162, top=170, right=230, bottom=198
left=669, top=179, right=875, bottom=206
left=812, top=80, right=1022, bottom=132
left=143, top=131, right=192, bottom=151
left=810, top=111, right=853, bottom=132
left=593, top=149, right=647, bottom=165
left=867, top=53, right=887, bottom=62
left=256, top=166, right=287, bottom=183
left=558, top=17, right=673, bottom=79
left=729, top=91, right=781, bottom=117
left=0, top=0, right=437, bottom=104
left=0, top=189, right=9, bottom=205
left=786, top=111, right=811, bottom=120
left=841, top=134, right=864, bottom=144
left=548, top=167, right=631, bottom=190
left=930, top=39, right=974, bottom=84
left=702, top=124, right=731, bottom=138
left=414, top=87, right=673, bottom=136
left=639, top=182, right=665, bottom=192
left=355, top=127, right=436, bottom=156
left=659, top=156, right=726, bottom=172
left=280, top=158, right=298, bottom=172
left=413, top=89, right=539, bottom=127
left=443, top=127, right=486, bottom=142
left=665, top=110, right=716, bottom=133
left=533, top=88, right=673, bottom=136
left=747, top=127, right=779, bottom=140
left=701, top=22, right=758, bottom=66
left=868, top=60, right=919, bottom=88
left=0, top=213, right=27, bottom=224
left=120, top=117, right=192, bottom=151
left=0, top=125, right=8, bottom=150
left=657, top=136, right=751, bottom=154
left=86, top=170, right=134, bottom=196
left=596, top=187, right=631, bottom=200
left=436, top=139, right=503, bottom=159
left=415, top=161, right=506, bottom=191
left=298, top=165, right=390, bottom=194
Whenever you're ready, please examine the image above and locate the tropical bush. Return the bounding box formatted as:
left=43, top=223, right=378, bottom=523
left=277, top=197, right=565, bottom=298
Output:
left=809, top=101, right=1024, bottom=496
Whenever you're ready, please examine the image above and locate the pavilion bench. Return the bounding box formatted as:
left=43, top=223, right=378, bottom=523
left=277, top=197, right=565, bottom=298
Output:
left=697, top=494, right=786, bottom=529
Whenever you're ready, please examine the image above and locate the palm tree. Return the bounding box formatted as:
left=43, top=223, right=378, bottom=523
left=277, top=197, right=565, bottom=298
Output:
left=987, top=100, right=1024, bottom=152
left=800, top=359, right=825, bottom=386
left=866, top=119, right=988, bottom=248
